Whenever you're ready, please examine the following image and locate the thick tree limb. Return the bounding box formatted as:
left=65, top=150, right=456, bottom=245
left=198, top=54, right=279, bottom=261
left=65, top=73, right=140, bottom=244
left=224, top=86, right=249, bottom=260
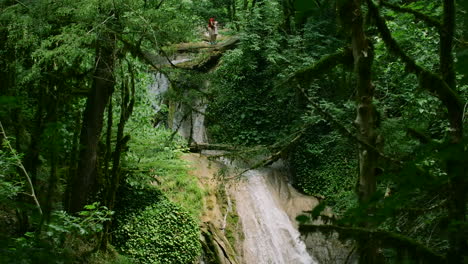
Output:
left=175, top=37, right=240, bottom=53
left=189, top=143, right=240, bottom=152
left=380, top=1, right=441, bottom=29
left=282, top=48, right=353, bottom=85
left=234, top=129, right=305, bottom=176
left=176, top=38, right=240, bottom=72
left=366, top=0, right=463, bottom=139
left=218, top=127, right=312, bottom=180
left=117, top=35, right=164, bottom=71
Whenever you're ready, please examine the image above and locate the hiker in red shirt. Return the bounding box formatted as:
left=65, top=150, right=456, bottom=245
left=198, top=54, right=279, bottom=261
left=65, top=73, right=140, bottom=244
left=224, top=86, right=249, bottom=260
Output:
left=208, top=17, right=218, bottom=44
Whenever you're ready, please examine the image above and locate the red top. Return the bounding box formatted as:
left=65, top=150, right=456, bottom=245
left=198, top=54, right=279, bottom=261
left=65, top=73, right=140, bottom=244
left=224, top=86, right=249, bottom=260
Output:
left=209, top=18, right=215, bottom=28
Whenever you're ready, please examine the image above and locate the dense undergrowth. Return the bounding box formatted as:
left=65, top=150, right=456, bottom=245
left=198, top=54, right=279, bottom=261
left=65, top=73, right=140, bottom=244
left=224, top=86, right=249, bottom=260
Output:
left=0, top=68, right=204, bottom=264
left=0, top=0, right=207, bottom=262
left=108, top=71, right=203, bottom=263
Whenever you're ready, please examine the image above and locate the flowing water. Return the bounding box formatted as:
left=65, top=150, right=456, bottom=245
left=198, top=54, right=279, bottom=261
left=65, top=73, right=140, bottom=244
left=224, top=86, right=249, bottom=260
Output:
left=148, top=72, right=169, bottom=112
left=234, top=169, right=317, bottom=264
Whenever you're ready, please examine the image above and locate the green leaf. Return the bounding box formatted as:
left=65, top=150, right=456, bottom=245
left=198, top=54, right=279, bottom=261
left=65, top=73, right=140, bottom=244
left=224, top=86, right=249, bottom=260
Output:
left=83, top=203, right=96, bottom=210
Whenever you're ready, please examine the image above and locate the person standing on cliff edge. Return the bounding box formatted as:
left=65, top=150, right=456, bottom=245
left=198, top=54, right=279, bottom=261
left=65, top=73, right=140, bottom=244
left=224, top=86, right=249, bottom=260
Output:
left=208, top=17, right=218, bottom=44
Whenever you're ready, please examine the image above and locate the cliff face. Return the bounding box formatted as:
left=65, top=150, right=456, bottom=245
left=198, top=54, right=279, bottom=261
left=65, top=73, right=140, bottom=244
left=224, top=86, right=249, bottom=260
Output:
left=182, top=153, right=241, bottom=264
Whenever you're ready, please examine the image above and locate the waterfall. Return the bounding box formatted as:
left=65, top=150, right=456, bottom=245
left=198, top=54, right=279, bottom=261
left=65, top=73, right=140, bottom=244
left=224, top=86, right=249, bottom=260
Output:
left=148, top=72, right=169, bottom=112
left=148, top=60, right=207, bottom=143
left=234, top=169, right=317, bottom=264
left=149, top=58, right=321, bottom=264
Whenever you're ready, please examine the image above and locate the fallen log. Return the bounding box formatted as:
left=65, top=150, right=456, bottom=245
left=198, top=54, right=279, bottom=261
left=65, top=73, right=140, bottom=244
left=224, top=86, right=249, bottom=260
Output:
left=175, top=37, right=240, bottom=53
left=176, top=37, right=240, bottom=71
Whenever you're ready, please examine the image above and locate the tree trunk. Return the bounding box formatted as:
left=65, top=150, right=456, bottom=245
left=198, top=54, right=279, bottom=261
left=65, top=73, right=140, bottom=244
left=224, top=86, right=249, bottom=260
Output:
left=101, top=62, right=135, bottom=248
left=349, top=0, right=379, bottom=206
left=458, top=1, right=468, bottom=86
left=43, top=97, right=58, bottom=223
left=68, top=35, right=115, bottom=213
left=106, top=80, right=131, bottom=211
left=281, top=0, right=294, bottom=34
left=227, top=2, right=232, bottom=22
left=103, top=98, right=113, bottom=189
left=24, top=86, right=45, bottom=186
left=64, top=108, right=82, bottom=210
left=347, top=0, right=382, bottom=262
left=440, top=1, right=467, bottom=263
left=227, top=0, right=235, bottom=22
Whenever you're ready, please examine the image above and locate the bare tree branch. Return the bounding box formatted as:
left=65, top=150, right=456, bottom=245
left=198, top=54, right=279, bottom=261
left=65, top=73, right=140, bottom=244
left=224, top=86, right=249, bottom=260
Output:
left=0, top=121, right=42, bottom=215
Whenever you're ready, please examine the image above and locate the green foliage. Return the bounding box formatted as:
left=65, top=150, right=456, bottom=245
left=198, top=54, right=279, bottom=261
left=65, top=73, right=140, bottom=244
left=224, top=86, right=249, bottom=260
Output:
left=206, top=1, right=306, bottom=145
left=122, top=71, right=204, bottom=218
left=114, top=186, right=201, bottom=264
left=0, top=203, right=113, bottom=264
left=0, top=148, right=22, bottom=203
left=189, top=0, right=232, bottom=26
left=205, top=0, right=355, bottom=215
left=1, top=0, right=466, bottom=262
left=204, top=1, right=465, bottom=261
left=108, top=70, right=203, bottom=263
left=124, top=127, right=204, bottom=218
left=0, top=0, right=203, bottom=262
left=360, top=7, right=468, bottom=256
left=45, top=203, right=113, bottom=239
left=373, top=7, right=449, bottom=142
left=291, top=128, right=357, bottom=212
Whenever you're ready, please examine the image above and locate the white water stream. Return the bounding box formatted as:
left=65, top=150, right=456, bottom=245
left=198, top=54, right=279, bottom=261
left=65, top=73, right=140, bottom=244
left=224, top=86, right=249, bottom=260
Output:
left=235, top=170, right=317, bottom=264
left=148, top=72, right=169, bottom=112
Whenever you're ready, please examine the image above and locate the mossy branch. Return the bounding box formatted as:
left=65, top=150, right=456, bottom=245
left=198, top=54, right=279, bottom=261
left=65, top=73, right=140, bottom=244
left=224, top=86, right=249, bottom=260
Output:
left=380, top=1, right=441, bottom=29
left=175, top=37, right=240, bottom=53
left=234, top=129, right=305, bottom=177
left=366, top=0, right=463, bottom=135
left=300, top=224, right=445, bottom=263
left=282, top=48, right=353, bottom=86
left=211, top=129, right=304, bottom=180
left=116, top=35, right=163, bottom=72
left=366, top=0, right=423, bottom=74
